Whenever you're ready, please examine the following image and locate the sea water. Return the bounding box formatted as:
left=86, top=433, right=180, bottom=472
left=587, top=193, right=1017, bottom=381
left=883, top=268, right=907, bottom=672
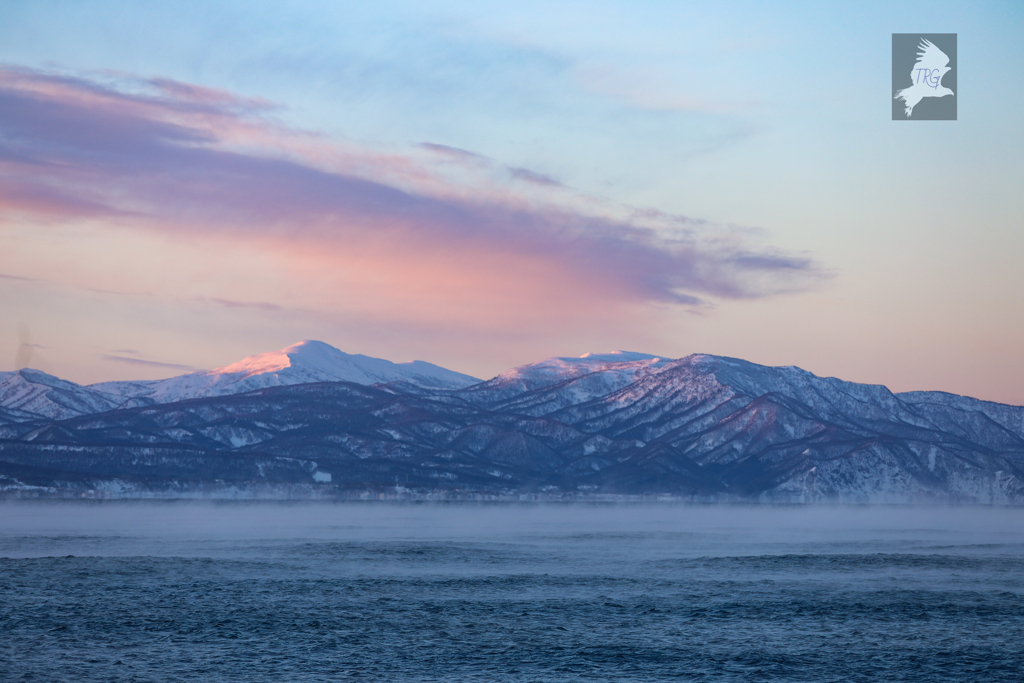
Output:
left=1, top=502, right=1023, bottom=682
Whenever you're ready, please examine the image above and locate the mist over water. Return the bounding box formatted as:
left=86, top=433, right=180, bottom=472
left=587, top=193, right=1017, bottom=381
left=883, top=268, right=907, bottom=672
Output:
left=3, top=502, right=1024, bottom=681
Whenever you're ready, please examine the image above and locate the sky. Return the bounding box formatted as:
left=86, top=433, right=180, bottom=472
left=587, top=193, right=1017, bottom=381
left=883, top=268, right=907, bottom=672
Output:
left=1, top=0, right=1022, bottom=404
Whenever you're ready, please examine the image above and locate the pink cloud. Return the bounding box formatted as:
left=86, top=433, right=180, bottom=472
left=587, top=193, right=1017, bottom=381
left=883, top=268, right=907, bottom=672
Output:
left=0, top=66, right=826, bottom=334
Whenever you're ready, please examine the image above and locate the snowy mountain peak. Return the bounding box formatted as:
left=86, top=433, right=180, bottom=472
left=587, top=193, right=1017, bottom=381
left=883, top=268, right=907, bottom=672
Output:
left=578, top=351, right=664, bottom=362
left=506, top=350, right=673, bottom=378
left=3, top=367, right=78, bottom=390
left=466, top=350, right=677, bottom=402
left=212, top=340, right=478, bottom=388
left=0, top=367, right=120, bottom=421
left=88, top=341, right=481, bottom=405
left=211, top=340, right=332, bottom=379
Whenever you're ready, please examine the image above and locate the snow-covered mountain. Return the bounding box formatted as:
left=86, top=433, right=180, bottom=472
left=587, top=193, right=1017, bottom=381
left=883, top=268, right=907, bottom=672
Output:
left=2, top=348, right=1023, bottom=503
left=0, top=368, right=121, bottom=421
left=462, top=351, right=674, bottom=413
left=474, top=351, right=671, bottom=393
left=89, top=340, right=480, bottom=404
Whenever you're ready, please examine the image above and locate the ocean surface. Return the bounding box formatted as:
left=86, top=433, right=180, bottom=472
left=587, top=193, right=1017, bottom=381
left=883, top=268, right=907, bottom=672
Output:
left=1, top=502, right=1023, bottom=682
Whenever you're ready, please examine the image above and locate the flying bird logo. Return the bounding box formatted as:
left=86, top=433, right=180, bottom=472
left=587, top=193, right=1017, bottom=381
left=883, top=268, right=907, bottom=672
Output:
left=894, top=39, right=954, bottom=117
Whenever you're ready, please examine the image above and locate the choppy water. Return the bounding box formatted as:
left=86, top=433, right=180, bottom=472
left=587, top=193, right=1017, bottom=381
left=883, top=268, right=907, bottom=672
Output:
left=2, top=502, right=1023, bottom=682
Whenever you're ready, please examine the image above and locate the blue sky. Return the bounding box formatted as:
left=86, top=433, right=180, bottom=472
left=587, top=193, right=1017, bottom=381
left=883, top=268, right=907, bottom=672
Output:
left=1, top=0, right=1022, bottom=403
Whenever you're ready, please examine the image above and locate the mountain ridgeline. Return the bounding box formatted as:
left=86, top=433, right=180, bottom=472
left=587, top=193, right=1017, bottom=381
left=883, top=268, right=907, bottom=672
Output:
left=1, top=342, right=1022, bottom=502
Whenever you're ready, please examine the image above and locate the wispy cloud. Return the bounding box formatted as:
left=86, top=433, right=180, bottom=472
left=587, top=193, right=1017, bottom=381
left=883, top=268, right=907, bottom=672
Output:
left=99, top=354, right=198, bottom=371
left=420, top=141, right=565, bottom=188
left=208, top=297, right=283, bottom=311
left=0, top=66, right=826, bottom=334
left=418, top=142, right=489, bottom=163
left=507, top=167, right=563, bottom=187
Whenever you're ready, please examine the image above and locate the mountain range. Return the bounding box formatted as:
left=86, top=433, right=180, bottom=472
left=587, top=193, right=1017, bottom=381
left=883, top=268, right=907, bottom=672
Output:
left=1, top=341, right=1022, bottom=503
left=0, top=341, right=478, bottom=420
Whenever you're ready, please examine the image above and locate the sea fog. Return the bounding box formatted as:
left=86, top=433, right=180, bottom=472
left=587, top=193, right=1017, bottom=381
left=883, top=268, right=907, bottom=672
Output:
left=3, top=502, right=1023, bottom=681
left=2, top=501, right=1023, bottom=561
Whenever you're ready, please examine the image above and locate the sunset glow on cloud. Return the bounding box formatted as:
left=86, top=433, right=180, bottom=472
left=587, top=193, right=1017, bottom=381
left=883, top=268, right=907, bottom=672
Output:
left=1, top=1, right=1022, bottom=404
left=0, top=66, right=822, bottom=354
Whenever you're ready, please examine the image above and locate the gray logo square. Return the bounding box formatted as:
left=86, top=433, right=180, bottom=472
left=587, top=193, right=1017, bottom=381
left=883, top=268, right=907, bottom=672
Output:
left=892, top=33, right=956, bottom=120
